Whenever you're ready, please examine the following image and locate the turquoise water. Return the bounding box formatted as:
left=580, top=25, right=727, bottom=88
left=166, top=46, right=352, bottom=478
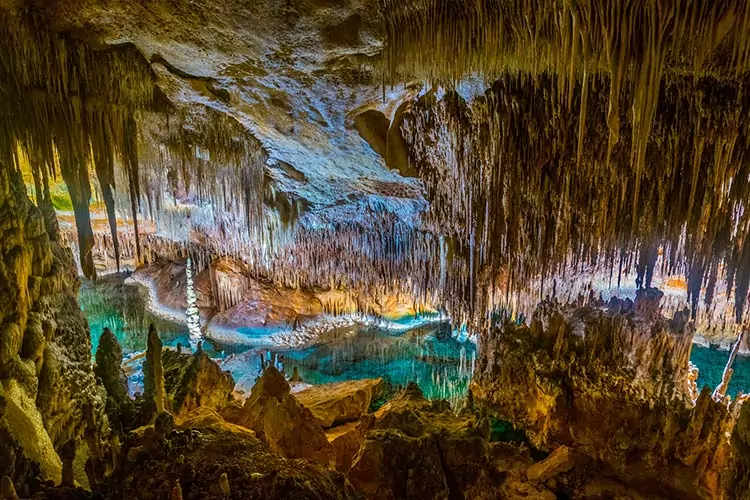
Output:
left=691, top=344, right=750, bottom=397
left=80, top=275, right=748, bottom=400
left=79, top=274, right=474, bottom=402
left=79, top=274, right=227, bottom=358
left=281, top=322, right=475, bottom=402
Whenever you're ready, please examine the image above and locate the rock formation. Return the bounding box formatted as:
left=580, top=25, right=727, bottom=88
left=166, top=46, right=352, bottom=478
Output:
left=349, top=383, right=502, bottom=500
left=94, top=328, right=135, bottom=435
left=162, top=348, right=235, bottom=417
left=472, top=293, right=738, bottom=499
left=97, top=406, right=359, bottom=500
left=226, top=366, right=335, bottom=466
left=295, top=378, right=383, bottom=428
left=0, top=168, right=107, bottom=488
left=143, top=325, right=166, bottom=416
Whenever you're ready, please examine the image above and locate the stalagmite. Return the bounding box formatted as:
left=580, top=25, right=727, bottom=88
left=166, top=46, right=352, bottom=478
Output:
left=145, top=324, right=166, bottom=415
left=0, top=477, right=18, bottom=500
left=170, top=482, right=184, bottom=500
left=218, top=473, right=230, bottom=495
left=185, top=256, right=202, bottom=348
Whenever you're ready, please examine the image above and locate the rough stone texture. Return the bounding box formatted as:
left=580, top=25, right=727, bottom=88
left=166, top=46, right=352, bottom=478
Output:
left=349, top=383, right=503, bottom=500
left=143, top=325, right=166, bottom=416
left=472, top=297, right=738, bottom=499
left=226, top=366, right=334, bottom=465
left=162, top=348, right=235, bottom=417
left=94, top=328, right=135, bottom=435
left=99, top=407, right=359, bottom=500
left=326, top=419, right=370, bottom=473
left=526, top=446, right=575, bottom=483
left=0, top=169, right=106, bottom=487
left=295, top=378, right=383, bottom=428
left=730, top=401, right=750, bottom=497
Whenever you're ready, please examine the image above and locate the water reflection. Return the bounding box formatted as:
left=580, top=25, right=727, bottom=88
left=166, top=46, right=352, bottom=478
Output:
left=79, top=274, right=475, bottom=404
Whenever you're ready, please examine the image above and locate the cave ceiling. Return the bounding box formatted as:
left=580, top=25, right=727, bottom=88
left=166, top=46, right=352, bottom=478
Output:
left=2, top=0, right=750, bottom=327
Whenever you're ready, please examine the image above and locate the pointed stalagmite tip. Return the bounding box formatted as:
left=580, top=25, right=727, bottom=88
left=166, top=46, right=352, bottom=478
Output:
left=218, top=472, right=230, bottom=495
left=170, top=482, right=184, bottom=500
left=0, top=477, right=18, bottom=500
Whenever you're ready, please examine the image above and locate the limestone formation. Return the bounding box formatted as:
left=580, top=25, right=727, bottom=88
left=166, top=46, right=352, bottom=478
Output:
left=226, top=366, right=334, bottom=465
left=0, top=168, right=106, bottom=487
left=349, top=383, right=503, bottom=500
left=162, top=348, right=235, bottom=417
left=295, top=378, right=383, bottom=428
left=526, top=446, right=576, bottom=483
left=326, top=419, right=372, bottom=473
left=144, top=324, right=166, bottom=415
left=99, top=402, right=358, bottom=500
left=472, top=297, right=737, bottom=499
left=95, top=328, right=135, bottom=435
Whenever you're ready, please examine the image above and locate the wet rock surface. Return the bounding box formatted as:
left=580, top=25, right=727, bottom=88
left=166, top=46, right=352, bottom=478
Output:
left=162, top=348, right=235, bottom=418
left=0, top=169, right=106, bottom=488
left=349, top=383, right=503, bottom=500
left=98, top=408, right=359, bottom=500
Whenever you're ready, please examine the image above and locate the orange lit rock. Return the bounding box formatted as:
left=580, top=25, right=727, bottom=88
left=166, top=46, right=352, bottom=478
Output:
left=227, top=366, right=334, bottom=466
left=295, top=378, right=383, bottom=428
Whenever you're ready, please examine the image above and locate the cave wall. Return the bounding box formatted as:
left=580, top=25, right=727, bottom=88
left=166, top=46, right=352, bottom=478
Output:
left=0, top=167, right=106, bottom=486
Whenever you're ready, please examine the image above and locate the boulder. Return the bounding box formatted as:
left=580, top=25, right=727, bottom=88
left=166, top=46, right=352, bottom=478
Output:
left=177, top=407, right=255, bottom=438
left=0, top=380, right=62, bottom=484
left=163, top=348, right=235, bottom=417
left=227, top=366, right=334, bottom=465
left=349, top=383, right=502, bottom=499
left=295, top=378, right=383, bottom=428
left=526, top=446, right=575, bottom=482
left=348, top=429, right=450, bottom=500
left=326, top=418, right=372, bottom=473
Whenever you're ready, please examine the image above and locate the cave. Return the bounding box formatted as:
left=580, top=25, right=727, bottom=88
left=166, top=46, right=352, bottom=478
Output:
left=1, top=1, right=750, bottom=499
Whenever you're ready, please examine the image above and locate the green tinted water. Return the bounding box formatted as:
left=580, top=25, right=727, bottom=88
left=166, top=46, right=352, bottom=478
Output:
left=80, top=275, right=747, bottom=400
left=79, top=274, right=475, bottom=402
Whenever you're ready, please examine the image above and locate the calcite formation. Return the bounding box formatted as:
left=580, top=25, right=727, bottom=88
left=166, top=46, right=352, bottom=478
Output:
left=293, top=378, right=383, bottom=428
left=0, top=168, right=106, bottom=487
left=3, top=0, right=750, bottom=498
left=162, top=348, right=235, bottom=417
left=472, top=292, right=739, bottom=499
left=226, top=366, right=335, bottom=465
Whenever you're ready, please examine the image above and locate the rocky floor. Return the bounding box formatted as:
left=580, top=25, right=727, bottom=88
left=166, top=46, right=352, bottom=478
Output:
left=4, top=355, right=720, bottom=500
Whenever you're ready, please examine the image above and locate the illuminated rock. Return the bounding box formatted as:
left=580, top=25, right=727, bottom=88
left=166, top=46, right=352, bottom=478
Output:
left=227, top=366, right=334, bottom=466
left=162, top=349, right=235, bottom=417
left=295, top=378, right=383, bottom=428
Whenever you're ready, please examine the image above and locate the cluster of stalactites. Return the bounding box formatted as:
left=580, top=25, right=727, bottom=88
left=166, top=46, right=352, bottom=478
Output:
left=381, top=0, right=750, bottom=195
left=68, top=206, right=446, bottom=319
left=402, top=72, right=750, bottom=328
left=0, top=9, right=269, bottom=283
left=0, top=9, right=157, bottom=279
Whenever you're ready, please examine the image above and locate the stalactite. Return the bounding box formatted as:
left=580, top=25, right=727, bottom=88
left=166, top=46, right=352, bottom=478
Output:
left=402, top=70, right=750, bottom=326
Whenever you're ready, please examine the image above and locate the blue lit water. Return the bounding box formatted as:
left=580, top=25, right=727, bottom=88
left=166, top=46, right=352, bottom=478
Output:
left=79, top=274, right=474, bottom=401
left=80, top=274, right=750, bottom=400
left=691, top=344, right=750, bottom=397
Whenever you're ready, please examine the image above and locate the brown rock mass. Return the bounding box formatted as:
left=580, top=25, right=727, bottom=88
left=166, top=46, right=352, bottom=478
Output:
left=472, top=296, right=738, bottom=499
left=227, top=366, right=334, bottom=466
left=295, top=378, right=383, bottom=428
